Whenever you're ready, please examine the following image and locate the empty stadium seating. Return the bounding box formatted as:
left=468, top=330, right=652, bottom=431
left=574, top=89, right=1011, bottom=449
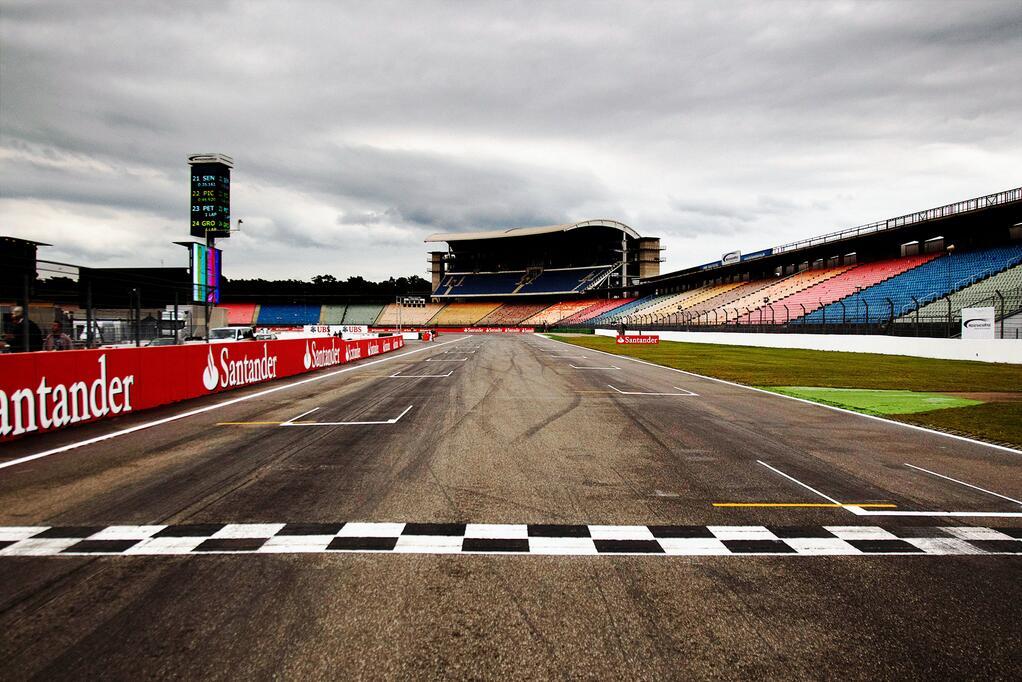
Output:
left=220, top=303, right=259, bottom=326
left=255, top=304, right=321, bottom=326
left=672, top=280, right=776, bottom=324
left=342, top=303, right=385, bottom=324
left=476, top=302, right=552, bottom=325
left=430, top=302, right=501, bottom=326
left=721, top=266, right=852, bottom=324
left=319, top=304, right=347, bottom=324
left=558, top=298, right=636, bottom=325
left=436, top=272, right=526, bottom=296
left=374, top=302, right=446, bottom=326
left=516, top=267, right=612, bottom=294
left=589, top=293, right=661, bottom=325
left=218, top=243, right=1022, bottom=333
left=653, top=283, right=745, bottom=322
left=522, top=299, right=603, bottom=326
left=761, top=254, right=936, bottom=324
left=800, top=244, right=1022, bottom=324
left=898, top=261, right=1022, bottom=323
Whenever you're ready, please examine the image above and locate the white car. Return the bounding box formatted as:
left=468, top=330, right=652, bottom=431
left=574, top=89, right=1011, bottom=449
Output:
left=208, top=327, right=256, bottom=342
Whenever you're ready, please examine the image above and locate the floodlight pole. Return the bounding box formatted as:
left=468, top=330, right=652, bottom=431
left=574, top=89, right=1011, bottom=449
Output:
left=205, top=232, right=215, bottom=342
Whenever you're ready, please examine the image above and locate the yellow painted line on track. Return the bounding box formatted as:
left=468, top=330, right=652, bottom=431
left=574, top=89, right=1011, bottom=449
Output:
left=713, top=503, right=897, bottom=508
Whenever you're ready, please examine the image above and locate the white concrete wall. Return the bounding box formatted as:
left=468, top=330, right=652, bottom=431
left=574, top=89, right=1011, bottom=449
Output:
left=595, top=329, right=1022, bottom=364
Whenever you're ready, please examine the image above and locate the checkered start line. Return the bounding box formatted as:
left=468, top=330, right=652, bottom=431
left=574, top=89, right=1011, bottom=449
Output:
left=1, top=523, right=1020, bottom=557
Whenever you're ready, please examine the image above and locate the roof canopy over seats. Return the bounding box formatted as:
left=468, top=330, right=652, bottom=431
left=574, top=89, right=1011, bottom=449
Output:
left=425, top=219, right=639, bottom=243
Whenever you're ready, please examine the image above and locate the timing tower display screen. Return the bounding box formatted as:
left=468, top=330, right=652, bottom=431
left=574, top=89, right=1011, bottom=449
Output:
left=189, top=162, right=231, bottom=238
left=190, top=243, right=222, bottom=303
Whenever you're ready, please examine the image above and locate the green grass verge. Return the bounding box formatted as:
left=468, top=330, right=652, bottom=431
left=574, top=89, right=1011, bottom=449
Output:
left=894, top=403, right=1022, bottom=448
left=549, top=334, right=1022, bottom=447
left=766, top=387, right=982, bottom=415
left=549, top=335, right=1022, bottom=392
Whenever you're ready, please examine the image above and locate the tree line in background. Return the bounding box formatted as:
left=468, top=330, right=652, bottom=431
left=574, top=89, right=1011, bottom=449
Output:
left=221, top=274, right=432, bottom=298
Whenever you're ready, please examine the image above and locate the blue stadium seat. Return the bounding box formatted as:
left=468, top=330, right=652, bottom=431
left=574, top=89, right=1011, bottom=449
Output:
left=255, top=304, right=322, bottom=325
left=517, top=267, right=611, bottom=294
left=589, top=293, right=661, bottom=324
left=434, top=272, right=526, bottom=296
left=798, top=244, right=1022, bottom=324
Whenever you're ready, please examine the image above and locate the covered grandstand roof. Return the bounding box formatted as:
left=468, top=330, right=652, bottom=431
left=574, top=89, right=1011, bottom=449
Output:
left=425, top=219, right=639, bottom=243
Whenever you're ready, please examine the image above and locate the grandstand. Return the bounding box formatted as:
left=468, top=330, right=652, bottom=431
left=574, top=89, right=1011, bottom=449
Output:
left=899, top=262, right=1022, bottom=325
left=212, top=187, right=1020, bottom=338
left=319, top=304, right=347, bottom=324
left=221, top=303, right=260, bottom=326
left=342, top=303, right=385, bottom=325
left=558, top=298, right=636, bottom=325
left=256, top=304, right=321, bottom=326
left=429, top=302, right=501, bottom=326
left=798, top=244, right=1022, bottom=325
left=426, top=220, right=662, bottom=298
left=375, top=302, right=446, bottom=327
left=749, top=254, right=937, bottom=324
left=522, top=299, right=605, bottom=326
left=476, top=302, right=550, bottom=326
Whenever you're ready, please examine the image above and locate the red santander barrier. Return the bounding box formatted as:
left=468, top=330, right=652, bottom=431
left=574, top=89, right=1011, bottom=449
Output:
left=370, top=327, right=534, bottom=334
left=0, top=335, right=404, bottom=442
left=616, top=335, right=659, bottom=345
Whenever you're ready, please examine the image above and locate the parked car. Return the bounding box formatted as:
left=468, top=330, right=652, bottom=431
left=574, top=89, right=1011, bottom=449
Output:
left=145, top=337, right=177, bottom=347
left=208, top=326, right=256, bottom=342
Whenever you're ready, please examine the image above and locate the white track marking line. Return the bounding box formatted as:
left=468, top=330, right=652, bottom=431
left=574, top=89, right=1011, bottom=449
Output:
left=607, top=384, right=699, bottom=397
left=539, top=336, right=1022, bottom=517
left=759, top=456, right=1022, bottom=519
left=281, top=407, right=320, bottom=425
left=538, top=335, right=1022, bottom=455
left=756, top=460, right=851, bottom=508
left=848, top=509, right=1022, bottom=518
left=388, top=370, right=454, bottom=378
left=569, top=364, right=620, bottom=370
left=0, top=337, right=470, bottom=472
left=903, top=463, right=1022, bottom=506
left=283, top=404, right=414, bottom=427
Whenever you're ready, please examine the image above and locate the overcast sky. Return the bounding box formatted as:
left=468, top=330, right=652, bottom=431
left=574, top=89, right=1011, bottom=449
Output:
left=2, top=0, right=1020, bottom=281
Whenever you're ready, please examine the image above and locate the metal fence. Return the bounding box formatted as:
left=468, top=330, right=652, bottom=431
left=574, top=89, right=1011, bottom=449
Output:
left=592, top=287, right=1022, bottom=339
left=1, top=259, right=202, bottom=353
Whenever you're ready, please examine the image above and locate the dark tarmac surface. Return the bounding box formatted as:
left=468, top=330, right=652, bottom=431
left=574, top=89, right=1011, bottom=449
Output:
left=1, top=334, right=1019, bottom=679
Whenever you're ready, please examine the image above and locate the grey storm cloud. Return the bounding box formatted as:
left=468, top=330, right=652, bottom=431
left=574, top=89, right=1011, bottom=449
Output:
left=1, top=0, right=1019, bottom=280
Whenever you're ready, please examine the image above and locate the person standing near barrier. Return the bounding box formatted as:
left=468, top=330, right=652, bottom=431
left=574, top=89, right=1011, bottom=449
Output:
left=3, top=306, right=42, bottom=353
left=43, top=321, right=74, bottom=351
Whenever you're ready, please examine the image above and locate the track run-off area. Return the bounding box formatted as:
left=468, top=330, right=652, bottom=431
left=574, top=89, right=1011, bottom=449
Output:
left=1, top=334, right=1019, bottom=678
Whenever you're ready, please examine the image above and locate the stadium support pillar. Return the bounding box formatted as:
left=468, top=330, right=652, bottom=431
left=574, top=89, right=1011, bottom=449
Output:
left=205, top=233, right=215, bottom=342
left=621, top=233, right=628, bottom=291
left=996, top=290, right=1005, bottom=339
left=86, top=281, right=94, bottom=349
left=21, top=272, right=30, bottom=353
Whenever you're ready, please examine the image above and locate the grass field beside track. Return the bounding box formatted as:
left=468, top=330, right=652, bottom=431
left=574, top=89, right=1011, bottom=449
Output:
left=550, top=335, right=1022, bottom=447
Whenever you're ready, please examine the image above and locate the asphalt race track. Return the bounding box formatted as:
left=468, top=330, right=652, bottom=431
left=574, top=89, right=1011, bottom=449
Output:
left=1, top=335, right=1019, bottom=679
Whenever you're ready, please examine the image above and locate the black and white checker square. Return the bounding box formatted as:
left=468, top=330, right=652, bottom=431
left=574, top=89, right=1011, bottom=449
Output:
left=0, top=523, right=1018, bottom=557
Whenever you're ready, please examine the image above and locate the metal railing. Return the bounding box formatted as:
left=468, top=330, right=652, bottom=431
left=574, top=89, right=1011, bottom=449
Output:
left=772, top=187, right=1022, bottom=255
